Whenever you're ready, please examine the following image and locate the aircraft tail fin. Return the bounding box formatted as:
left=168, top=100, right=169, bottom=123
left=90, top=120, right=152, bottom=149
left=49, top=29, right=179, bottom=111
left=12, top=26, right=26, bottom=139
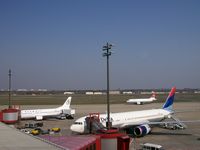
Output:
left=162, top=87, right=176, bottom=111
left=150, top=91, right=156, bottom=100
left=59, top=97, right=72, bottom=109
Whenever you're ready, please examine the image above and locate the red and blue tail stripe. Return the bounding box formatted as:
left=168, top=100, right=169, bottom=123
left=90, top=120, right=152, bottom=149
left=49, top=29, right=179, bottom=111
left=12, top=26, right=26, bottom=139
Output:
left=162, top=87, right=176, bottom=111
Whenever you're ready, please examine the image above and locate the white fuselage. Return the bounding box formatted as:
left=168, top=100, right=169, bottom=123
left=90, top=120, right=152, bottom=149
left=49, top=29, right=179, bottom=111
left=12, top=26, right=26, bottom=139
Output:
left=127, top=97, right=156, bottom=104
left=20, top=97, right=74, bottom=120
left=20, top=108, right=63, bottom=120
left=70, top=109, right=170, bottom=133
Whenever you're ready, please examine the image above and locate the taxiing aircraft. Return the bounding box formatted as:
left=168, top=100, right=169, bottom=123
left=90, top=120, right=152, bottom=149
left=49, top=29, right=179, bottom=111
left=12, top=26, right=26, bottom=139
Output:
left=70, top=87, right=190, bottom=137
left=126, top=91, right=156, bottom=105
left=21, top=97, right=75, bottom=120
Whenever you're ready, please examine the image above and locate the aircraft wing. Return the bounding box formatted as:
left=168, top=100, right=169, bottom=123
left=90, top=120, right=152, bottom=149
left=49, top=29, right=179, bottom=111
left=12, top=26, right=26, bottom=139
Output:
left=117, top=120, right=175, bottom=129
left=174, top=109, right=200, bottom=113
left=118, top=120, right=150, bottom=128
left=148, top=120, right=200, bottom=124
left=118, top=119, right=200, bottom=129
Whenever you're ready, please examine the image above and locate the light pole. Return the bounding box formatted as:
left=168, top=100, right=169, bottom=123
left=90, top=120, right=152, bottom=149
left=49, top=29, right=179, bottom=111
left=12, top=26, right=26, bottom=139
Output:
left=102, top=42, right=113, bottom=130
left=8, top=69, right=12, bottom=108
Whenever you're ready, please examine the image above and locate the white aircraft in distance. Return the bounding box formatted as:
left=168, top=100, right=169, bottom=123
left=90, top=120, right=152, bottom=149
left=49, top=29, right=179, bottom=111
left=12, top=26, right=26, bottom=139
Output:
left=21, top=97, right=75, bottom=120
left=126, top=91, right=156, bottom=105
left=71, top=87, right=200, bottom=137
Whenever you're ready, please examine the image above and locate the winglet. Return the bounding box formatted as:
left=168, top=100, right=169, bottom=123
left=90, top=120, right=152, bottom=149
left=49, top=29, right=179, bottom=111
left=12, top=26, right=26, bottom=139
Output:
left=162, top=87, right=176, bottom=111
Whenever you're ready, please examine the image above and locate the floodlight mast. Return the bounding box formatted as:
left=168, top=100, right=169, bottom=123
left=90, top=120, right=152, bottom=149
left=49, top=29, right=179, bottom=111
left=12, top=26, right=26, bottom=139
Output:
left=8, top=69, right=12, bottom=108
left=102, top=42, right=113, bottom=130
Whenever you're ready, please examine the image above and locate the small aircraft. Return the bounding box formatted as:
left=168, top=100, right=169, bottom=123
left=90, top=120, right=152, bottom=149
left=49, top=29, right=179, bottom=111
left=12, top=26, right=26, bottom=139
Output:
left=126, top=91, right=156, bottom=105
left=70, top=87, right=196, bottom=137
left=20, top=97, right=75, bottom=120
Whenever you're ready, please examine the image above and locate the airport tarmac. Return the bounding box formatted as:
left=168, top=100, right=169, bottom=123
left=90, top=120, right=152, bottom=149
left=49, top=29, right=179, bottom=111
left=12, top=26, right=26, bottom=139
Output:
left=0, top=122, right=61, bottom=150
left=1, top=102, right=200, bottom=150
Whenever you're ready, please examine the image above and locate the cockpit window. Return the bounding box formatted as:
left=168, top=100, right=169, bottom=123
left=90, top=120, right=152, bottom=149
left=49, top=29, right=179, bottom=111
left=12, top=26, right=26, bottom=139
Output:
left=74, top=122, right=82, bottom=125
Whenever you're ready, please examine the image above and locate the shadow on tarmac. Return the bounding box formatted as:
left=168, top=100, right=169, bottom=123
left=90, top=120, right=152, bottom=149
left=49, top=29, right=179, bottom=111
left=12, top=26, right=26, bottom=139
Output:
left=150, top=131, right=192, bottom=136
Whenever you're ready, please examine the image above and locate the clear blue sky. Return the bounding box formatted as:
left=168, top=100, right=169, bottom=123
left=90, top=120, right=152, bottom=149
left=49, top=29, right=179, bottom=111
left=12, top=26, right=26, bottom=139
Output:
left=0, top=0, right=200, bottom=90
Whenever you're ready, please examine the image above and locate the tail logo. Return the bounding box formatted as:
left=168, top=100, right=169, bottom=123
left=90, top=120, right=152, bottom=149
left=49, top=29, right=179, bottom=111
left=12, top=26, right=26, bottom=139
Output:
left=162, top=87, right=176, bottom=110
left=59, top=97, right=72, bottom=109
left=151, top=91, right=156, bottom=98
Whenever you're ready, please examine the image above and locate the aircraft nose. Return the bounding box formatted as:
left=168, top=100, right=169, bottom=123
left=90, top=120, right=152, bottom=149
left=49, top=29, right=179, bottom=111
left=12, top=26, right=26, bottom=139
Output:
left=70, top=125, right=75, bottom=132
left=70, top=124, right=78, bottom=132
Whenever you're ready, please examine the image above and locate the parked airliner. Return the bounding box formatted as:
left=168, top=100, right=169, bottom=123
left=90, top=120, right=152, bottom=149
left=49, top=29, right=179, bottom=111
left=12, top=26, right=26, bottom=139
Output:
left=70, top=87, right=185, bottom=137
left=126, top=91, right=156, bottom=105
left=21, top=97, right=75, bottom=120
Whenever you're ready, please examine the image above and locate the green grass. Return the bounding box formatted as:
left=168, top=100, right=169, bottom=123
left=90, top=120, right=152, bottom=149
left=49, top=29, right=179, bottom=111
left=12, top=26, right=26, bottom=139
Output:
left=0, top=93, right=199, bottom=105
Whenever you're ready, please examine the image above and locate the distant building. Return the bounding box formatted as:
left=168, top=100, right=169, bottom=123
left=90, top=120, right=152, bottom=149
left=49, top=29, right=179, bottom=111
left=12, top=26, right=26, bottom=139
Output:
left=194, top=91, right=200, bottom=94
left=94, top=92, right=103, bottom=95
left=86, top=92, right=94, bottom=95
left=64, top=92, right=75, bottom=95
left=109, top=91, right=120, bottom=95
left=38, top=89, right=47, bottom=92
left=17, top=89, right=28, bottom=91
left=122, top=91, right=133, bottom=94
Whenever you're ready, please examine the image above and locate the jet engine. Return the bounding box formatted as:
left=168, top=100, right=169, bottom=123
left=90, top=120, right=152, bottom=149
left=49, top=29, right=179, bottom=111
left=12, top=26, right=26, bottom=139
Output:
left=126, top=124, right=151, bottom=137
left=133, top=124, right=151, bottom=137
left=36, top=116, right=43, bottom=120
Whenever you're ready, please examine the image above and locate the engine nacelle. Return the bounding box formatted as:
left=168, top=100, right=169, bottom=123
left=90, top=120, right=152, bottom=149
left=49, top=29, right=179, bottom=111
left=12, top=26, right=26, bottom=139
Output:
left=36, top=116, right=43, bottom=120
left=133, top=124, right=151, bottom=137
